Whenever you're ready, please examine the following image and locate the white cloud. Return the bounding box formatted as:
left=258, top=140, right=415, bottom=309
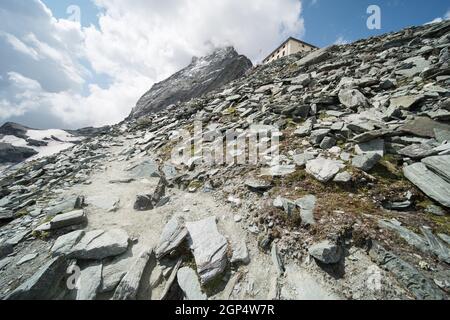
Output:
left=425, top=9, right=450, bottom=25
left=0, top=0, right=305, bottom=129
left=334, top=36, right=349, bottom=45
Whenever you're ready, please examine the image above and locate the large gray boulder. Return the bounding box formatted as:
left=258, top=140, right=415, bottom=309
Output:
left=186, top=217, right=228, bottom=284
left=69, top=229, right=130, bottom=260
left=130, top=47, right=252, bottom=117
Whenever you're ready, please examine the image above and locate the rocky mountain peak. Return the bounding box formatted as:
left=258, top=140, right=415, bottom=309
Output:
left=129, top=46, right=252, bottom=118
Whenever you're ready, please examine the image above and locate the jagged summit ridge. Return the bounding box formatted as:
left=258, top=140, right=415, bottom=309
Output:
left=130, top=46, right=252, bottom=118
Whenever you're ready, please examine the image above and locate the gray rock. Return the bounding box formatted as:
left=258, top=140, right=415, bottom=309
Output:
left=245, top=178, right=272, bottom=192
left=35, top=210, right=87, bottom=232
left=295, top=195, right=317, bottom=226
left=0, top=242, right=13, bottom=259
left=398, top=144, right=436, bottom=159
left=177, top=267, right=207, bottom=300
left=309, top=129, right=330, bottom=145
left=403, top=163, right=450, bottom=208
left=422, top=155, right=450, bottom=183
left=230, top=241, right=250, bottom=265
left=295, top=47, right=331, bottom=67
left=51, top=230, right=85, bottom=257
left=438, top=233, right=450, bottom=246
left=271, top=243, right=285, bottom=276
left=261, top=165, right=296, bottom=177
left=333, top=171, right=352, bottom=183
left=17, top=253, right=38, bottom=266
left=113, top=249, right=152, bottom=300
left=5, top=256, right=68, bottom=300
left=155, top=216, right=188, bottom=259
left=338, top=89, right=369, bottom=109
left=320, top=136, right=336, bottom=150
left=100, top=254, right=133, bottom=293
left=390, top=94, right=424, bottom=109
left=306, top=158, right=345, bottom=182
left=186, top=217, right=228, bottom=284
left=434, top=128, right=450, bottom=143
left=369, top=241, right=445, bottom=300
left=273, top=196, right=297, bottom=217
left=70, top=229, right=130, bottom=260
left=401, top=117, right=450, bottom=138
left=294, top=119, right=314, bottom=137
left=0, top=210, right=14, bottom=221
left=355, top=138, right=385, bottom=156
left=134, top=194, right=154, bottom=211
left=293, top=152, right=315, bottom=167
left=76, top=263, right=102, bottom=300
left=352, top=153, right=381, bottom=171
left=309, top=241, right=341, bottom=264
left=127, top=160, right=159, bottom=178
left=420, top=227, right=450, bottom=264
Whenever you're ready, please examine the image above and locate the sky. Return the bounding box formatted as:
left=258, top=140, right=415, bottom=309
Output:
left=0, top=0, right=449, bottom=130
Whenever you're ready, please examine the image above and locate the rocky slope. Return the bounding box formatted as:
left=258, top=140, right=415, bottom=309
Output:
left=1, top=21, right=450, bottom=300
left=130, top=47, right=253, bottom=118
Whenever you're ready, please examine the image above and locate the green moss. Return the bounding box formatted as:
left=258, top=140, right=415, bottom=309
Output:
left=31, top=230, right=50, bottom=240
left=429, top=215, right=450, bottom=235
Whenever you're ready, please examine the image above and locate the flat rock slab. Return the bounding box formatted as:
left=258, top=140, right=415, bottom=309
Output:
left=113, top=249, right=152, bottom=300
left=186, top=217, right=228, bottom=284
left=35, top=210, right=87, bottom=232
left=76, top=262, right=102, bottom=300
left=295, top=47, right=331, bottom=67
left=369, top=242, right=445, bottom=300
left=5, top=256, right=68, bottom=300
left=403, top=163, right=450, bottom=208
left=245, top=178, right=272, bottom=192
left=177, top=267, right=207, bottom=300
left=127, top=160, right=159, bottom=178
left=306, top=158, right=345, bottom=182
left=51, top=230, right=85, bottom=257
left=421, top=155, right=450, bottom=183
left=296, top=195, right=317, bottom=226
left=401, top=117, right=450, bottom=138
left=155, top=216, right=188, bottom=259
left=70, top=229, right=130, bottom=260
left=261, top=165, right=296, bottom=177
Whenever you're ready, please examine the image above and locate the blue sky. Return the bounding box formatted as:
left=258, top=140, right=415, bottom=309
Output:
left=300, top=0, right=450, bottom=47
left=0, top=0, right=449, bottom=129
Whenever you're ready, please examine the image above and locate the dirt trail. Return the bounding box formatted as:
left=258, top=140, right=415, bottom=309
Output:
left=62, top=137, right=341, bottom=300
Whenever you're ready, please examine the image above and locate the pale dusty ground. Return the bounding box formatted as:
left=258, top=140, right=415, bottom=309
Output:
left=64, top=138, right=341, bottom=300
